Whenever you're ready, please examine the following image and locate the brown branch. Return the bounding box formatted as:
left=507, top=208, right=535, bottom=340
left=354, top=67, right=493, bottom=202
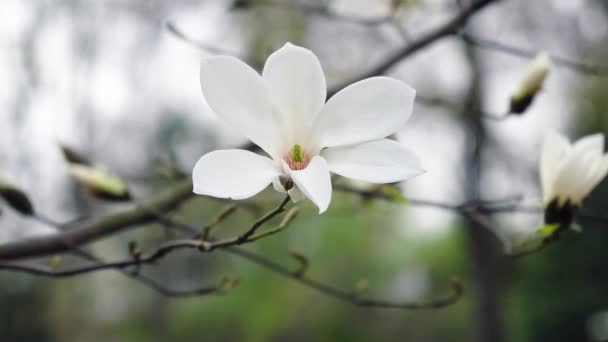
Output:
left=235, top=195, right=291, bottom=243
left=0, top=196, right=295, bottom=274
left=328, top=0, right=500, bottom=96
left=458, top=32, right=608, bottom=77
left=166, top=0, right=498, bottom=98
left=0, top=255, right=222, bottom=298
left=333, top=183, right=538, bottom=215
left=224, top=247, right=463, bottom=310
left=164, top=21, right=245, bottom=57
left=234, top=0, right=395, bottom=26
left=1, top=208, right=463, bottom=310
left=0, top=179, right=194, bottom=260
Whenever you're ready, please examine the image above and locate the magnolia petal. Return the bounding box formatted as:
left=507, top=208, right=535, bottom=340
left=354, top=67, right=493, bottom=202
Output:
left=548, top=133, right=608, bottom=205
left=540, top=131, right=570, bottom=205
left=580, top=154, right=608, bottom=201
left=565, top=152, right=598, bottom=204
left=573, top=133, right=604, bottom=156
left=193, top=150, right=279, bottom=200
left=322, top=139, right=424, bottom=183
left=263, top=43, right=326, bottom=146
left=314, top=77, right=415, bottom=148
left=552, top=149, right=595, bottom=205
left=282, top=156, right=332, bottom=213
left=571, top=135, right=607, bottom=201
left=200, top=56, right=283, bottom=159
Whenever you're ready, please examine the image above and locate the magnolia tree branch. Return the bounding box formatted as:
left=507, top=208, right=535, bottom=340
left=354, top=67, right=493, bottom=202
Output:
left=165, top=0, right=499, bottom=98
left=328, top=0, right=500, bottom=94
left=458, top=32, right=608, bottom=77
left=0, top=180, right=535, bottom=260
left=232, top=0, right=396, bottom=26
left=0, top=196, right=463, bottom=310
left=0, top=179, right=194, bottom=259
left=0, top=176, right=601, bottom=307
left=224, top=247, right=464, bottom=310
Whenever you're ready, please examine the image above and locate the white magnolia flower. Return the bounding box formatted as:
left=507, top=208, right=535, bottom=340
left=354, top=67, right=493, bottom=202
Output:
left=540, top=131, right=608, bottom=207
left=193, top=43, right=423, bottom=213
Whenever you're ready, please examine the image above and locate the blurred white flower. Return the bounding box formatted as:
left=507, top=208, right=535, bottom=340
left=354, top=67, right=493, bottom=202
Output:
left=509, top=52, right=551, bottom=113
left=193, top=43, right=423, bottom=213
left=540, top=131, right=608, bottom=207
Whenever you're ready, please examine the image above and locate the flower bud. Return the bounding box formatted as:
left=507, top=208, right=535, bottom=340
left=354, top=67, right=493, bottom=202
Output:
left=0, top=175, right=35, bottom=216
left=67, top=164, right=131, bottom=201
left=509, top=53, right=551, bottom=114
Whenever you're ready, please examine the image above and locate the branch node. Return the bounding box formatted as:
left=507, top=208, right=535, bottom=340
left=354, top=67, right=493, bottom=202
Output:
left=279, top=207, right=300, bottom=229
left=218, top=274, right=240, bottom=293
left=288, top=249, right=309, bottom=277
left=201, top=205, right=238, bottom=240
left=128, top=241, right=141, bottom=260
left=354, top=279, right=370, bottom=296
left=128, top=241, right=142, bottom=275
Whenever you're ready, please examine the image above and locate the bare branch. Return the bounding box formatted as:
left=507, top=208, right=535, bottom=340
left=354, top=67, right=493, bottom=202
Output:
left=236, top=195, right=291, bottom=243
left=234, top=0, right=395, bottom=26
left=0, top=179, right=194, bottom=259
left=328, top=0, right=500, bottom=96
left=1, top=205, right=463, bottom=310
left=164, top=21, right=245, bottom=57
left=223, top=247, right=463, bottom=310
left=458, top=32, right=608, bottom=77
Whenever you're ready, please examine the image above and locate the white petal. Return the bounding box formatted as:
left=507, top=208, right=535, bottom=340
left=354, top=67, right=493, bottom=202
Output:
left=540, top=131, right=570, bottom=205
left=573, top=133, right=604, bottom=156
left=193, top=150, right=279, bottom=200
left=551, top=134, right=608, bottom=204
left=200, top=56, right=283, bottom=159
left=579, top=154, right=608, bottom=201
left=282, top=156, right=332, bottom=213
left=263, top=43, right=326, bottom=145
left=314, top=77, right=415, bottom=148
left=564, top=152, right=597, bottom=203
left=322, top=139, right=424, bottom=183
left=552, top=150, right=594, bottom=205
left=570, top=134, right=607, bottom=202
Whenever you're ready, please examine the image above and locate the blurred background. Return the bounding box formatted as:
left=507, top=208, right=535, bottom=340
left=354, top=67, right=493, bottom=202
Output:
left=0, top=0, right=607, bottom=341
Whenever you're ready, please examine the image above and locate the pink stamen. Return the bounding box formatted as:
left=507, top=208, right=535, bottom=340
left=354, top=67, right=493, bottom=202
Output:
left=284, top=150, right=310, bottom=170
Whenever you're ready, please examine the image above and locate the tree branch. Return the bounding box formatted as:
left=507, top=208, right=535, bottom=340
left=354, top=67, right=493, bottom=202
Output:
left=458, top=31, right=608, bottom=76
left=328, top=0, right=500, bottom=96
left=0, top=179, right=194, bottom=259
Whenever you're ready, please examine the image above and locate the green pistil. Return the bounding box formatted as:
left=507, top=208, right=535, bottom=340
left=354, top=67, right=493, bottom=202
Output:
left=291, top=144, right=303, bottom=162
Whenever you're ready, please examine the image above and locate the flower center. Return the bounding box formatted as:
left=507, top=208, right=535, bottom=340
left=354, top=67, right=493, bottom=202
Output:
left=285, top=144, right=310, bottom=170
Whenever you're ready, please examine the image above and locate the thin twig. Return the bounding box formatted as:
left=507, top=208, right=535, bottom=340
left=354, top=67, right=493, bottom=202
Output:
left=0, top=179, right=194, bottom=260
left=329, top=0, right=499, bottom=95
left=223, top=247, right=463, bottom=310
left=30, top=214, right=218, bottom=298
left=236, top=195, right=291, bottom=243
left=232, top=0, right=394, bottom=26
left=458, top=31, right=608, bottom=76
left=164, top=21, right=244, bottom=57
left=2, top=207, right=464, bottom=310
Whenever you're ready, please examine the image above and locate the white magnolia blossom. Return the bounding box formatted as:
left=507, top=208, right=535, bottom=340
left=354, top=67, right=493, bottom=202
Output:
left=540, top=131, right=608, bottom=207
left=193, top=43, right=423, bottom=213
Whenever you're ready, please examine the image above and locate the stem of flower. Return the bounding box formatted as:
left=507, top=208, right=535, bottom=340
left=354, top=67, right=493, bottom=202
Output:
left=236, top=195, right=291, bottom=243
